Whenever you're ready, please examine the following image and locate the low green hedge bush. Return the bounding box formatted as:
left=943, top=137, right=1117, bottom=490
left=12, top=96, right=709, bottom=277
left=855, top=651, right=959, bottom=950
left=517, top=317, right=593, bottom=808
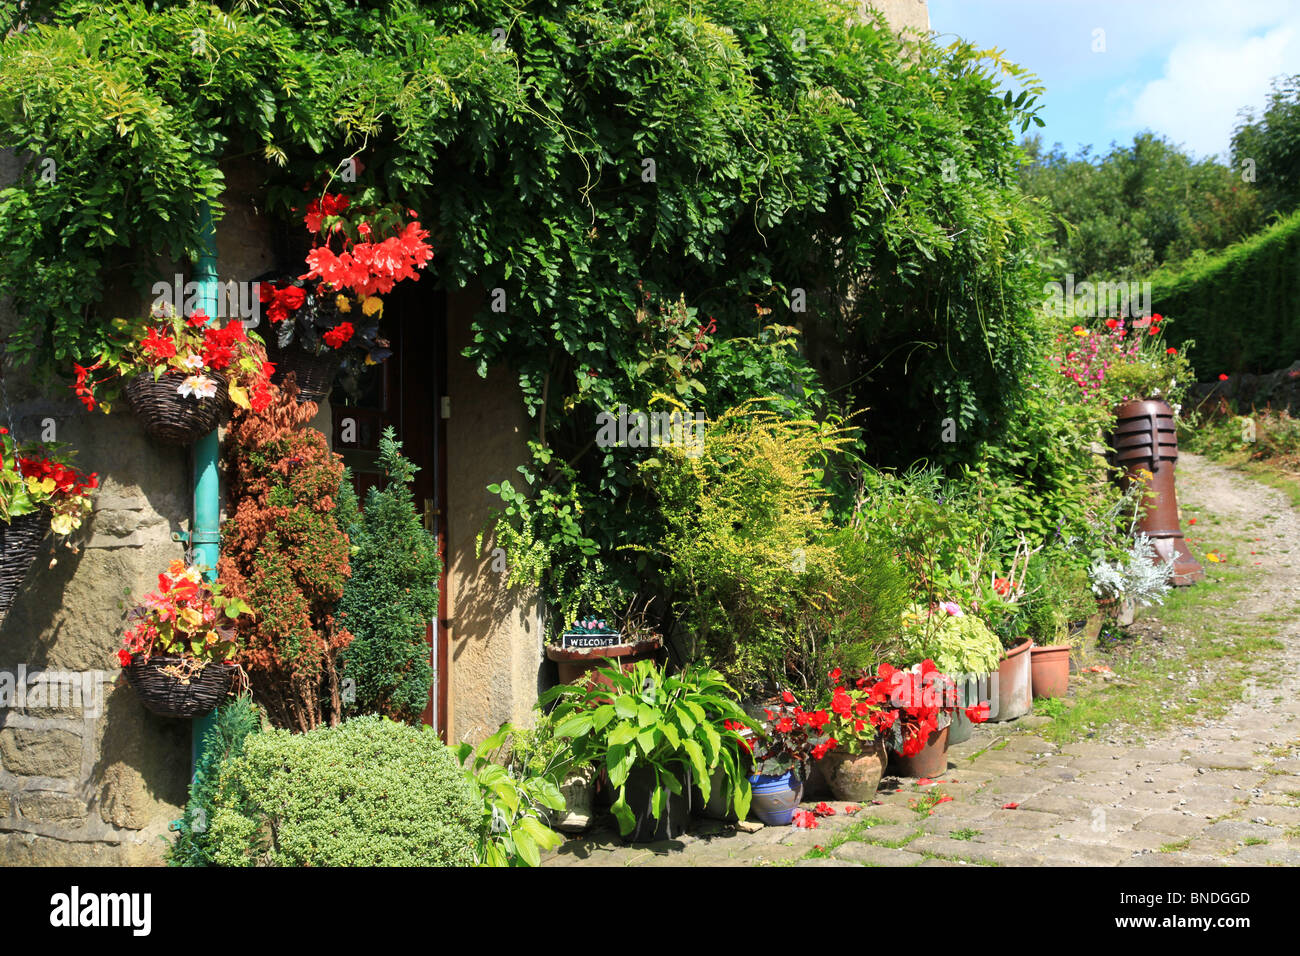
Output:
left=207, top=716, right=480, bottom=867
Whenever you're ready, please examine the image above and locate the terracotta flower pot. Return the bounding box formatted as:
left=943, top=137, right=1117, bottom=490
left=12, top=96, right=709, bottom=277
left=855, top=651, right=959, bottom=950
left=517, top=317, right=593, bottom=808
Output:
left=820, top=741, right=888, bottom=801
left=888, top=726, right=949, bottom=778
left=1031, top=644, right=1070, bottom=699
left=988, top=638, right=1033, bottom=722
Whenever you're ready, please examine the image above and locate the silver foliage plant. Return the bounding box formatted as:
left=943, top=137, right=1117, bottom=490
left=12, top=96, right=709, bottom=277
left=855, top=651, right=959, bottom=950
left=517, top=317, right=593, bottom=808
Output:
left=1089, top=533, right=1174, bottom=607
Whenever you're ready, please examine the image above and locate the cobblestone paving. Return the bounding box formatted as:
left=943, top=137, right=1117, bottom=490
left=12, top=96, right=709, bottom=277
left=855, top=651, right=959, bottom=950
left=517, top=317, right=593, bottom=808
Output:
left=542, top=456, right=1300, bottom=867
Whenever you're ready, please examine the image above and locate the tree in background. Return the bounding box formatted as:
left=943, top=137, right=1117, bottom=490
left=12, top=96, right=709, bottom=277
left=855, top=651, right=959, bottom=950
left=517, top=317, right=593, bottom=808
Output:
left=1020, top=132, right=1264, bottom=280
left=1233, top=74, right=1300, bottom=222
left=337, top=427, right=440, bottom=723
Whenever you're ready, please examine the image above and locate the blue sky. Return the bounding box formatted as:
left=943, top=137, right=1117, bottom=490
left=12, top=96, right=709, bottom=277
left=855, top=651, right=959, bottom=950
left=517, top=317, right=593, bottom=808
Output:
left=928, top=0, right=1300, bottom=162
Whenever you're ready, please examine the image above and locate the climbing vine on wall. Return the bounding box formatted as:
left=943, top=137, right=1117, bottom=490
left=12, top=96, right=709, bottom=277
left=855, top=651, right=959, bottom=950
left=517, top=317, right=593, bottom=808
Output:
left=1, top=0, right=1049, bottom=629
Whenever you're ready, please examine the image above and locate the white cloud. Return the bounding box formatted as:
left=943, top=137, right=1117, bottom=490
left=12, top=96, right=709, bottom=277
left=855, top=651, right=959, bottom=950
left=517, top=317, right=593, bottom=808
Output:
left=1125, top=17, right=1300, bottom=160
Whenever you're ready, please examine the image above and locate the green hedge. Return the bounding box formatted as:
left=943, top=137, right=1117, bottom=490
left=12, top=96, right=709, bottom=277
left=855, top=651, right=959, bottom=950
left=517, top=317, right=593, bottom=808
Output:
left=1149, top=208, right=1300, bottom=376
left=207, top=716, right=481, bottom=867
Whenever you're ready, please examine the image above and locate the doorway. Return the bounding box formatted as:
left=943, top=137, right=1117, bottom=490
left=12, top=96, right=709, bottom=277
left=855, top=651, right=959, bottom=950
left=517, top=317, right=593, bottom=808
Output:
left=330, top=280, right=449, bottom=738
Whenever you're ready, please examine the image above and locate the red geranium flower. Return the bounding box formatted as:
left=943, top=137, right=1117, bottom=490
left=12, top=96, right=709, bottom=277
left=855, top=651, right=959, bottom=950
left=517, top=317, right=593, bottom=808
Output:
left=323, top=322, right=355, bottom=349
left=140, top=328, right=176, bottom=362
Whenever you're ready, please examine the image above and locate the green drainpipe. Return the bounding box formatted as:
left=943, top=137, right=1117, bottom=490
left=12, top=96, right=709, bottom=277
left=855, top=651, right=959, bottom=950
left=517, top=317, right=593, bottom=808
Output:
left=191, top=201, right=221, bottom=776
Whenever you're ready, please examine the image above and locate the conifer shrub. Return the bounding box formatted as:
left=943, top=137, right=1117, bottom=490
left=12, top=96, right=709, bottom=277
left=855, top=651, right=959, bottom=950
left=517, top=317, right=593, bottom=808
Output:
left=206, top=716, right=481, bottom=867
left=337, top=427, right=441, bottom=722
left=166, top=695, right=262, bottom=867
left=218, top=372, right=353, bottom=731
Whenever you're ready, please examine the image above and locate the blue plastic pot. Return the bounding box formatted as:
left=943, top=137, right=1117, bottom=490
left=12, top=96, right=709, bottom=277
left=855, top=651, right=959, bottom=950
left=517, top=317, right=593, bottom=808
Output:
left=747, top=770, right=803, bottom=826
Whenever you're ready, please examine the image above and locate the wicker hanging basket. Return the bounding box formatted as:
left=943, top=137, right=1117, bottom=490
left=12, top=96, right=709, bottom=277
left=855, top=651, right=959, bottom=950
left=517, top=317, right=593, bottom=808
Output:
left=124, top=371, right=229, bottom=446
left=0, top=511, right=49, bottom=620
left=272, top=348, right=340, bottom=404
left=123, top=655, right=236, bottom=718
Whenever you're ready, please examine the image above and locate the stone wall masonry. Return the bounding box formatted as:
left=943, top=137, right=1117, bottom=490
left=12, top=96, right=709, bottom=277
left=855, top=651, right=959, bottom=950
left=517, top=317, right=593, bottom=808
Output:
left=0, top=152, right=274, bottom=864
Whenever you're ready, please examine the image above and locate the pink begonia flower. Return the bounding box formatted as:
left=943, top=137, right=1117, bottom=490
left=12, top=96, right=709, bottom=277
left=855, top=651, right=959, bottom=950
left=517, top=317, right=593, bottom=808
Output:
left=940, top=602, right=963, bottom=617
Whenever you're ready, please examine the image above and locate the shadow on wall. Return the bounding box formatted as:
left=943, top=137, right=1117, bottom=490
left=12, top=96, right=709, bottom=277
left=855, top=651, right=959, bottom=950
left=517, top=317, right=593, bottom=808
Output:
left=447, top=527, right=546, bottom=739
left=89, top=683, right=190, bottom=832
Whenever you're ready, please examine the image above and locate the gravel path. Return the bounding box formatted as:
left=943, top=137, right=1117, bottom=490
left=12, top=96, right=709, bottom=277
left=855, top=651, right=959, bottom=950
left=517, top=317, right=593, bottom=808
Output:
left=544, top=454, right=1300, bottom=867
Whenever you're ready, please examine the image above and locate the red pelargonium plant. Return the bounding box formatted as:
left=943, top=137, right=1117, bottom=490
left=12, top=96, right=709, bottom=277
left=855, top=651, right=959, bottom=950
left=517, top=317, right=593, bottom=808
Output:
left=747, top=689, right=836, bottom=778
left=72, top=303, right=273, bottom=414
left=117, top=560, right=252, bottom=683
left=820, top=666, right=887, bottom=755
left=858, top=661, right=989, bottom=758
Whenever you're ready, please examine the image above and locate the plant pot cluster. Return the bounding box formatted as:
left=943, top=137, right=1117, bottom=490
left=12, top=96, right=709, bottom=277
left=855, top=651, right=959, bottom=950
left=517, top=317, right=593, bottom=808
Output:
left=541, top=658, right=755, bottom=844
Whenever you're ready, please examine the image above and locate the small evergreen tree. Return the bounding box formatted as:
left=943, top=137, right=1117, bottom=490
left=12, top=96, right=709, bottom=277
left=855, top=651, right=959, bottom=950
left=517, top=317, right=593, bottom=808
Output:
left=338, top=427, right=441, bottom=722
left=166, top=695, right=262, bottom=867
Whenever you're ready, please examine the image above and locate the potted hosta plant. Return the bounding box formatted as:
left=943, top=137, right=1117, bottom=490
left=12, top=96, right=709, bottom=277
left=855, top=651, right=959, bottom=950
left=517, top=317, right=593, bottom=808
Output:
left=816, top=667, right=890, bottom=802
left=0, top=430, right=98, bottom=619
left=746, top=692, right=836, bottom=824
left=859, top=660, right=988, bottom=778
left=899, top=600, right=1003, bottom=743
left=542, top=659, right=752, bottom=842
left=117, top=560, right=251, bottom=718
left=260, top=190, right=432, bottom=402
left=72, top=303, right=273, bottom=444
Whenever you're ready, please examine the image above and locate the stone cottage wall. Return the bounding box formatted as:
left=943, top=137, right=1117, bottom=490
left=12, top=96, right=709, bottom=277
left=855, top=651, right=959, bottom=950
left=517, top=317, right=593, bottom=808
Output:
left=0, top=148, right=193, bottom=864
left=0, top=156, right=277, bottom=865
left=444, top=286, right=544, bottom=743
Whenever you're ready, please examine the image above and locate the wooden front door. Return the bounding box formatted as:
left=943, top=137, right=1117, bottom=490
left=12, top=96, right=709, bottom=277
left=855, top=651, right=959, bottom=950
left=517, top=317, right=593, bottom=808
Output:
left=331, top=280, right=449, bottom=738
